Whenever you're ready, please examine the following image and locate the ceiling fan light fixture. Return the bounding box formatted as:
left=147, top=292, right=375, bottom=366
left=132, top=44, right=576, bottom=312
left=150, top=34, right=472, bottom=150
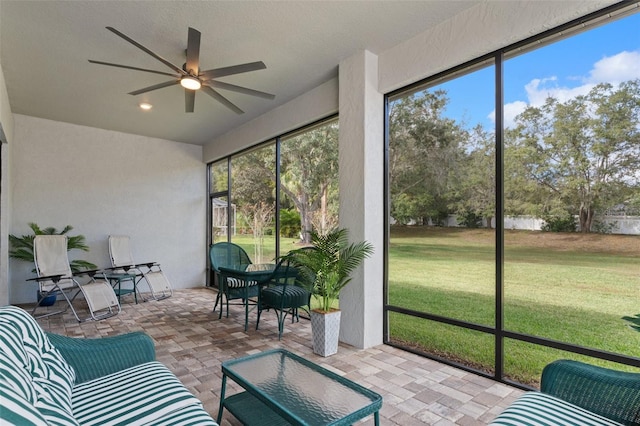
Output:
left=139, top=102, right=152, bottom=110
left=180, top=76, right=201, bottom=90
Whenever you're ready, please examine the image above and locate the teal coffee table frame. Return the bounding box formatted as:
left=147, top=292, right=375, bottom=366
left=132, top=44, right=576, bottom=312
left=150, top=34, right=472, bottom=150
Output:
left=217, top=349, right=382, bottom=425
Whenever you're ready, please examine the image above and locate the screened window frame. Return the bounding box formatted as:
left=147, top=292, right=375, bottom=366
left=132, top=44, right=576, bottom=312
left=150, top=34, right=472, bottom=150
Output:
left=206, top=114, right=339, bottom=287
left=383, top=1, right=640, bottom=390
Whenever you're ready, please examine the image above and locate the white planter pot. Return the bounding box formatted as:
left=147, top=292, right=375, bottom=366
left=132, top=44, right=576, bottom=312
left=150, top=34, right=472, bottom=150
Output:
left=310, top=309, right=341, bottom=357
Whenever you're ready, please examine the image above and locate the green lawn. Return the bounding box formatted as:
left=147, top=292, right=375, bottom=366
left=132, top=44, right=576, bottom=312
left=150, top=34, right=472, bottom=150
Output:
left=389, top=226, right=640, bottom=385
left=227, top=228, right=640, bottom=385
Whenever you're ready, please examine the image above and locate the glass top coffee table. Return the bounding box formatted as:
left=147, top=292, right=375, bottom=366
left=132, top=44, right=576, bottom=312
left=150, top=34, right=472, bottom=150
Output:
left=217, top=349, right=382, bottom=425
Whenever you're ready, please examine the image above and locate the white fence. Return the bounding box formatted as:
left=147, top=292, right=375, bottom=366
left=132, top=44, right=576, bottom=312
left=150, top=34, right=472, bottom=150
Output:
left=395, top=215, right=640, bottom=235
left=505, top=215, right=640, bottom=235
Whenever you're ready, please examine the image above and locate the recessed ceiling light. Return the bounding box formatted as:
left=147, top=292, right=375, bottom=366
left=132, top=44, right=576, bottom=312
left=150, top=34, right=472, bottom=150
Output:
left=139, top=102, right=152, bottom=110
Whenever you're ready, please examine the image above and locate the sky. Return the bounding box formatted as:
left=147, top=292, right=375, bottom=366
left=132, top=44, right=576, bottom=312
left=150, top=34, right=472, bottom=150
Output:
left=436, top=10, right=640, bottom=130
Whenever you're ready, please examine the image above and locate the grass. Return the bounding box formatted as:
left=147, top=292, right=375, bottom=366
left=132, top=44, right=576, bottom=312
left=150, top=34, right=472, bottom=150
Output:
left=227, top=228, right=640, bottom=385
left=388, top=226, right=640, bottom=385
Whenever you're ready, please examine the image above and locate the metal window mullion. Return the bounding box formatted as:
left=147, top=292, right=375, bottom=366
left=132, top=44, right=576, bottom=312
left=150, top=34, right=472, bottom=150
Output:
left=495, top=52, right=505, bottom=381
left=275, top=137, right=281, bottom=258
left=227, top=156, right=232, bottom=242
left=383, top=94, right=391, bottom=343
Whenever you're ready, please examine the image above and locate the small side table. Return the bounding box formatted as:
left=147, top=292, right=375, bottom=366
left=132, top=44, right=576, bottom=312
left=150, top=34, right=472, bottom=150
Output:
left=217, top=349, right=382, bottom=425
left=104, top=273, right=138, bottom=303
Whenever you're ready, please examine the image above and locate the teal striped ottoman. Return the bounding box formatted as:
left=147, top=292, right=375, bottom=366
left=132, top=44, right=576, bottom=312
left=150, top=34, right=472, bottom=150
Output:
left=490, top=392, right=623, bottom=426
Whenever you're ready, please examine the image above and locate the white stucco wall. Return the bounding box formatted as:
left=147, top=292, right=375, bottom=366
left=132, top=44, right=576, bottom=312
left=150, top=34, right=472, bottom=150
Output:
left=203, top=78, right=338, bottom=162
left=378, top=0, right=617, bottom=93
left=0, top=57, right=14, bottom=306
left=9, top=115, right=206, bottom=304
left=338, top=50, right=384, bottom=349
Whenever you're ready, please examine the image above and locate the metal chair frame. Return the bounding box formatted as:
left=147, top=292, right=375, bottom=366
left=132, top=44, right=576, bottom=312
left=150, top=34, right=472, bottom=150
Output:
left=108, top=235, right=173, bottom=302
left=31, top=235, right=120, bottom=322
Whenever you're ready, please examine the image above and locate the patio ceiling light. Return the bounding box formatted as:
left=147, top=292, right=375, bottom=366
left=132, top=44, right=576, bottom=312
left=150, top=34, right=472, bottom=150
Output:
left=180, top=76, right=201, bottom=91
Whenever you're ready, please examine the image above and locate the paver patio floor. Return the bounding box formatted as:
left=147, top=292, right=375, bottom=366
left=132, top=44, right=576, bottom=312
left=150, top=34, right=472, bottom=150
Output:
left=29, top=288, right=523, bottom=425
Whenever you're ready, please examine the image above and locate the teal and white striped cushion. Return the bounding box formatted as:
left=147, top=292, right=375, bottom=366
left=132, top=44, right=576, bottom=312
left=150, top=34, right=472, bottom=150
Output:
left=72, top=361, right=214, bottom=426
left=144, top=402, right=218, bottom=426
left=490, top=392, right=623, bottom=426
left=0, top=322, right=37, bottom=404
left=1, top=348, right=77, bottom=425
left=226, top=277, right=258, bottom=288
left=0, top=385, right=48, bottom=425
left=0, top=306, right=77, bottom=425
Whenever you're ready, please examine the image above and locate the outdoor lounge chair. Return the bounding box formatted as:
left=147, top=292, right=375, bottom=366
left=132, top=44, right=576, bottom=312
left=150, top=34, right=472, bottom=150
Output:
left=107, top=235, right=173, bottom=301
left=31, top=235, right=120, bottom=322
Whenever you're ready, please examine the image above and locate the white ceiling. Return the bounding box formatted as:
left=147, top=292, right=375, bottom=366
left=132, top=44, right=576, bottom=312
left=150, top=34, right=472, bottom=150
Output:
left=0, top=1, right=481, bottom=145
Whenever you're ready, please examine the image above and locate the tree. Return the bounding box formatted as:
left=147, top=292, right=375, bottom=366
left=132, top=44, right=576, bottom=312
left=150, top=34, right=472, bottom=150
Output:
left=452, top=125, right=496, bottom=228
left=506, top=79, right=640, bottom=232
left=388, top=91, right=466, bottom=225
left=230, top=122, right=339, bottom=249
left=231, top=146, right=276, bottom=260
left=280, top=121, right=339, bottom=241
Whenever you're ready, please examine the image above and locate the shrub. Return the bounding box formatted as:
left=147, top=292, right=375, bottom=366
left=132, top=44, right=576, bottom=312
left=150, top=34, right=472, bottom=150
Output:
left=591, top=220, right=617, bottom=234
left=541, top=214, right=577, bottom=232
left=280, top=208, right=301, bottom=238
left=457, top=210, right=482, bottom=228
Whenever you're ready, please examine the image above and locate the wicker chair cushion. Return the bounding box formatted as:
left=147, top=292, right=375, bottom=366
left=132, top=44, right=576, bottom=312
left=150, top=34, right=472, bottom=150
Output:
left=261, top=285, right=311, bottom=309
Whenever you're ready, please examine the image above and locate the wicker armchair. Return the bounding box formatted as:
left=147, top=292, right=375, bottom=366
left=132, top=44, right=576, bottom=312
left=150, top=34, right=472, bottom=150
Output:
left=256, top=257, right=311, bottom=339
left=541, top=360, right=640, bottom=426
left=46, top=331, right=155, bottom=383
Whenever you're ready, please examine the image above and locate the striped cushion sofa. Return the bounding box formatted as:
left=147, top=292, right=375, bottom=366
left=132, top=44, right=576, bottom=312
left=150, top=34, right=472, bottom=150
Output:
left=0, top=305, right=218, bottom=426
left=490, top=360, right=640, bottom=426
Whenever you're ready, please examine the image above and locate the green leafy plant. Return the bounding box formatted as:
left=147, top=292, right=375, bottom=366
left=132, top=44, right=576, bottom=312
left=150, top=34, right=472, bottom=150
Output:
left=286, top=228, right=373, bottom=312
left=9, top=223, right=97, bottom=273
left=457, top=210, right=483, bottom=228
left=541, top=214, right=577, bottom=232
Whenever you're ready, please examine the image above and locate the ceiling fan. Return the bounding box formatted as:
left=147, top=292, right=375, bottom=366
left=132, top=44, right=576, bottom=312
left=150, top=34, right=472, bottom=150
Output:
left=89, top=27, right=275, bottom=114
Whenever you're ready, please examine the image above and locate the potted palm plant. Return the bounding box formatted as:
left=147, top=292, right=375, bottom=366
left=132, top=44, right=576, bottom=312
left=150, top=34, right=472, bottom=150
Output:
left=286, top=228, right=373, bottom=356
left=9, top=223, right=97, bottom=305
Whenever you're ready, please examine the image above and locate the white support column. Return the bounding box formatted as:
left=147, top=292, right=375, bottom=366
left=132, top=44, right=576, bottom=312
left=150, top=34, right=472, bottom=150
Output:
left=338, top=50, right=384, bottom=349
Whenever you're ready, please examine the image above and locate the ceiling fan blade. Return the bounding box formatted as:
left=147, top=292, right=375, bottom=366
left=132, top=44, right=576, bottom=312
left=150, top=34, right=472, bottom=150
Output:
left=205, top=81, right=275, bottom=100
left=185, top=27, right=200, bottom=75
left=106, top=27, right=186, bottom=76
left=128, top=80, right=179, bottom=96
left=88, top=60, right=179, bottom=77
left=202, top=86, right=244, bottom=114
left=185, top=89, right=196, bottom=113
left=199, top=61, right=267, bottom=79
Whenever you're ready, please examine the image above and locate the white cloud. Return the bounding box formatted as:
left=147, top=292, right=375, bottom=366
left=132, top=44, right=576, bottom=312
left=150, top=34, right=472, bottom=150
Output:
left=488, top=101, right=527, bottom=127
left=587, top=50, right=640, bottom=84
left=503, top=101, right=528, bottom=128
left=524, top=77, right=593, bottom=106
left=489, top=50, right=640, bottom=128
